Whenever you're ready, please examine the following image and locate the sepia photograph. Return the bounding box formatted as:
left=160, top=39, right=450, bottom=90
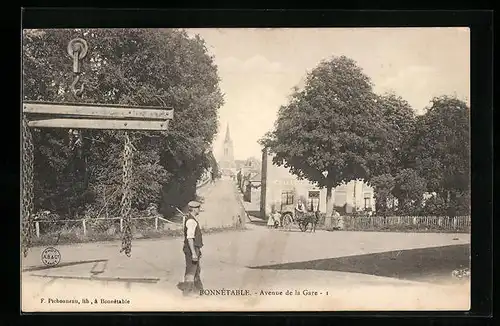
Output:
left=21, top=27, right=471, bottom=312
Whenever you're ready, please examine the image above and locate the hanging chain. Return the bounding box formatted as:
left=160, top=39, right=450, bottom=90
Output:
left=67, top=38, right=88, bottom=151
left=21, top=117, right=35, bottom=258
left=120, top=132, right=134, bottom=257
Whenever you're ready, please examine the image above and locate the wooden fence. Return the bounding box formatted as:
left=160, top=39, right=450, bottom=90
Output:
left=33, top=215, right=471, bottom=238
left=340, top=215, right=471, bottom=232
left=33, top=215, right=179, bottom=238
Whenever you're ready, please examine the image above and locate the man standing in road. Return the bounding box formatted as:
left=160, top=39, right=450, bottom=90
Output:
left=177, top=200, right=204, bottom=296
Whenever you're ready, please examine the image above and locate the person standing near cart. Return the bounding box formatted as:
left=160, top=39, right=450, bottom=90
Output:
left=177, top=200, right=204, bottom=296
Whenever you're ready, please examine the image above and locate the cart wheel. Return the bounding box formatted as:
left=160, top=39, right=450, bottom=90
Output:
left=299, top=221, right=309, bottom=232
left=282, top=213, right=293, bottom=230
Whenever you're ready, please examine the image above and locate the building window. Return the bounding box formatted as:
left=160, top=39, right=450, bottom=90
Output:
left=224, top=148, right=228, bottom=155
left=364, top=197, right=371, bottom=209
left=335, top=191, right=347, bottom=206
left=281, top=191, right=294, bottom=206
left=307, top=191, right=320, bottom=212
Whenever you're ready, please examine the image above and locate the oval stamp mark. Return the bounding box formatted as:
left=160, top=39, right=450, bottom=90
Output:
left=41, top=247, right=61, bottom=267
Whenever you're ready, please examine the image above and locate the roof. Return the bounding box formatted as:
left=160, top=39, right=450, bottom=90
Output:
left=250, top=172, right=261, bottom=182
left=224, top=123, right=231, bottom=143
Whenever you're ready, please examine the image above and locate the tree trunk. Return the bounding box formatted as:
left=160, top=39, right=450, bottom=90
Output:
left=376, top=194, right=388, bottom=217
left=324, top=186, right=333, bottom=230
left=83, top=156, right=89, bottom=190
left=260, top=148, right=268, bottom=218
left=448, top=190, right=457, bottom=218
left=398, top=197, right=406, bottom=215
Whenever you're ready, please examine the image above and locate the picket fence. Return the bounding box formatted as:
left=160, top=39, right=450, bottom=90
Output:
left=33, top=214, right=471, bottom=239
left=32, top=215, right=178, bottom=238
left=340, top=215, right=471, bottom=231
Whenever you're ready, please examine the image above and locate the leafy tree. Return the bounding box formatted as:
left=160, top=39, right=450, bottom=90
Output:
left=366, top=94, right=420, bottom=216
left=451, top=191, right=471, bottom=216
left=23, top=28, right=223, bottom=218
left=408, top=96, right=470, bottom=214
left=261, top=56, right=398, bottom=220
left=369, top=96, right=469, bottom=217
left=392, top=168, right=427, bottom=214
left=370, top=174, right=395, bottom=217
left=421, top=195, right=447, bottom=216
left=376, top=93, right=417, bottom=172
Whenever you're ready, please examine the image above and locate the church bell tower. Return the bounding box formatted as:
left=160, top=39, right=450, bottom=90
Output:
left=220, top=123, right=235, bottom=171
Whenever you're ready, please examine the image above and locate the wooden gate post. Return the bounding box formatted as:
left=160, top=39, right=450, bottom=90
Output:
left=21, top=37, right=175, bottom=257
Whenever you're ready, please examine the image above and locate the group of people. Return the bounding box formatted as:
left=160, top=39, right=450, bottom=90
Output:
left=267, top=209, right=281, bottom=228
left=266, top=199, right=317, bottom=230
left=267, top=199, right=343, bottom=231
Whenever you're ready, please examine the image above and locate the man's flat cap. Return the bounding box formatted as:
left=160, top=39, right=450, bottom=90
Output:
left=188, top=201, right=201, bottom=208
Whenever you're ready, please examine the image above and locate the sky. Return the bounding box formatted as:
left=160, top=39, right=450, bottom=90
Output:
left=185, top=28, right=470, bottom=162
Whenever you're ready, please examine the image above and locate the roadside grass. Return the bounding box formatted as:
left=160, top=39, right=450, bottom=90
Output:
left=31, top=224, right=248, bottom=247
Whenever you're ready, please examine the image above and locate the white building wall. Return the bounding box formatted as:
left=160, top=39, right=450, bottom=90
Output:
left=332, top=180, right=376, bottom=212
left=262, top=153, right=376, bottom=216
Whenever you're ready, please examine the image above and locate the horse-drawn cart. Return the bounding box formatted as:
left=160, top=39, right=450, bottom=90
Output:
left=271, top=191, right=320, bottom=232
left=280, top=210, right=317, bottom=232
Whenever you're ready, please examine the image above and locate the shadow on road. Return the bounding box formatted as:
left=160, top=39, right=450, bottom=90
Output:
left=250, top=244, right=470, bottom=283
left=247, top=211, right=267, bottom=226
left=246, top=210, right=262, bottom=218
left=22, top=259, right=108, bottom=272
left=249, top=219, right=267, bottom=227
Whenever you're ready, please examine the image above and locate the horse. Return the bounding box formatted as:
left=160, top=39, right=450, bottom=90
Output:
left=310, top=211, right=320, bottom=233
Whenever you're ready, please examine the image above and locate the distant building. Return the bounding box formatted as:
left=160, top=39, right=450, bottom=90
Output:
left=242, top=171, right=261, bottom=203
left=235, top=160, right=246, bottom=171
left=219, top=124, right=236, bottom=175
left=259, top=148, right=376, bottom=217
left=245, top=157, right=261, bottom=171
left=239, top=156, right=261, bottom=177
left=236, top=157, right=262, bottom=191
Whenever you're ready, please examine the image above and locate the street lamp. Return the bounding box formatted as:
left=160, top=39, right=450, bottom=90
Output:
left=322, top=170, right=328, bottom=178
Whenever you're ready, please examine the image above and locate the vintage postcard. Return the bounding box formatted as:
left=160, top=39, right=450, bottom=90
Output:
left=21, top=27, right=471, bottom=312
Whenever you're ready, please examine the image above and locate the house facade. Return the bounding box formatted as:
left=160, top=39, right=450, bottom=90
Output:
left=242, top=171, right=261, bottom=203
left=238, top=157, right=262, bottom=203
left=259, top=148, right=376, bottom=217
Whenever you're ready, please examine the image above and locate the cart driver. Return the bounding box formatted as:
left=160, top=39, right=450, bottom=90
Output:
left=295, top=199, right=306, bottom=219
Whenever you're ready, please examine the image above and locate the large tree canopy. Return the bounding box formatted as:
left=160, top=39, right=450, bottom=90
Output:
left=260, top=55, right=469, bottom=218
left=261, top=56, right=390, bottom=189
left=409, top=96, right=470, bottom=197
left=23, top=28, right=224, bottom=218
left=260, top=56, right=416, bottom=219
left=376, top=93, right=417, bottom=173
left=392, top=168, right=427, bottom=214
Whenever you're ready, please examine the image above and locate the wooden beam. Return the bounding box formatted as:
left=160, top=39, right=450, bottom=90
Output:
left=23, top=102, right=173, bottom=120
left=27, top=118, right=169, bottom=131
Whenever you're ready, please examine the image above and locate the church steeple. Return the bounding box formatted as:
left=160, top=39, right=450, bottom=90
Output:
left=220, top=123, right=235, bottom=171
left=224, top=123, right=231, bottom=143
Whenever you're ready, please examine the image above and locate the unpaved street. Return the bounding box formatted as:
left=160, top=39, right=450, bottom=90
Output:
left=22, top=178, right=471, bottom=312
